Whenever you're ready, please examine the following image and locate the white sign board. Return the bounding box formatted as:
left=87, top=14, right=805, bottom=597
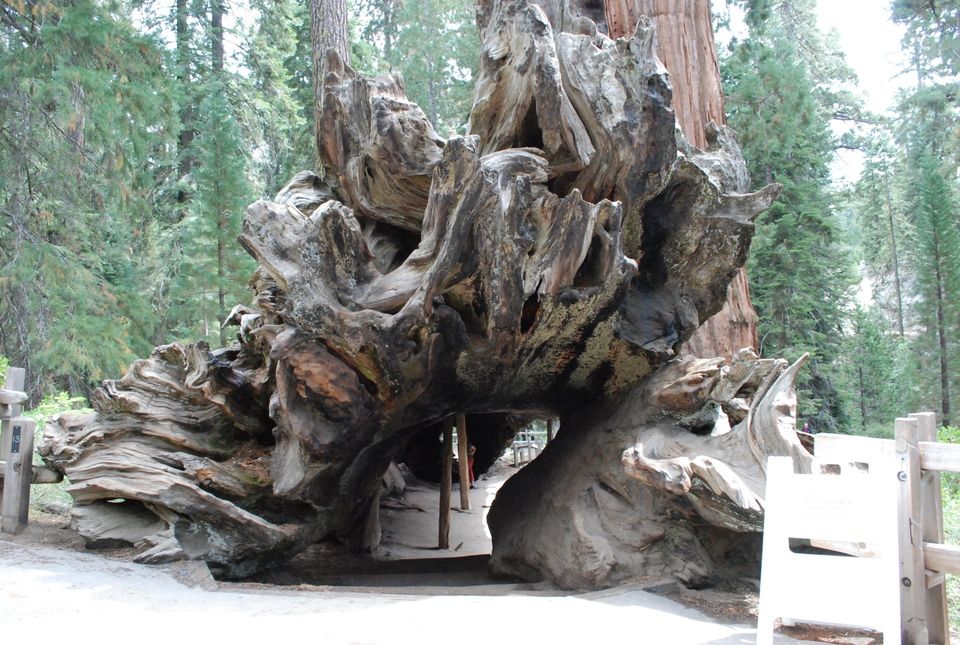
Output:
left=756, top=455, right=901, bottom=644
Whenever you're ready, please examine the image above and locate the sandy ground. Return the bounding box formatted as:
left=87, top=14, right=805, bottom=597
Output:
left=378, top=461, right=506, bottom=559
left=0, top=460, right=849, bottom=644
left=0, top=539, right=820, bottom=644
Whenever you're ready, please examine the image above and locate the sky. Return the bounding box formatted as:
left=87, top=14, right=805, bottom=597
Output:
left=816, top=1, right=910, bottom=114
left=813, top=2, right=910, bottom=303
left=815, top=1, right=910, bottom=183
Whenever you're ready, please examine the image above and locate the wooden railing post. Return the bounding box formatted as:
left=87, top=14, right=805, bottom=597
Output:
left=0, top=367, right=27, bottom=526
left=0, top=367, right=27, bottom=498
left=912, top=412, right=950, bottom=644
left=438, top=420, right=453, bottom=549
left=1, top=417, right=36, bottom=534
left=456, top=413, right=470, bottom=511
left=897, top=416, right=930, bottom=645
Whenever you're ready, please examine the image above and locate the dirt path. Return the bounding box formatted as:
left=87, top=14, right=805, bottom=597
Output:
left=0, top=538, right=819, bottom=644
left=378, top=460, right=506, bottom=560
left=0, top=459, right=831, bottom=644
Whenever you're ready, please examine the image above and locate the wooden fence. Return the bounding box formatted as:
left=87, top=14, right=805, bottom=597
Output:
left=896, top=412, right=957, bottom=644
left=760, top=411, right=960, bottom=644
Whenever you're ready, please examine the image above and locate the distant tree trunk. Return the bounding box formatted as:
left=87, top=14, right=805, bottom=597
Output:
left=311, top=0, right=350, bottom=163
left=882, top=173, right=906, bottom=337
left=211, top=0, right=224, bottom=75
left=382, top=0, right=397, bottom=61
left=176, top=0, right=194, bottom=203
left=856, top=321, right=867, bottom=431
left=217, top=208, right=227, bottom=346
left=606, top=0, right=760, bottom=358
left=934, top=250, right=952, bottom=425
left=211, top=0, right=227, bottom=345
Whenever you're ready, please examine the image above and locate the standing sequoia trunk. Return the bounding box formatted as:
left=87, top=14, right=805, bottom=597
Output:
left=40, top=0, right=799, bottom=587
left=211, top=0, right=228, bottom=347
left=604, top=0, right=760, bottom=358
left=311, top=0, right=350, bottom=164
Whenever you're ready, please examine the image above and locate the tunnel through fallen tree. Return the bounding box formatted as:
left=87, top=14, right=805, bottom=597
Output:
left=39, top=0, right=807, bottom=587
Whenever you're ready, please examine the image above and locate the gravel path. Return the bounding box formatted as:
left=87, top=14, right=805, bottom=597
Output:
left=0, top=538, right=816, bottom=644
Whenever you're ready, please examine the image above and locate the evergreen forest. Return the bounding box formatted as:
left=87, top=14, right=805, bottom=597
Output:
left=1, top=0, right=958, bottom=440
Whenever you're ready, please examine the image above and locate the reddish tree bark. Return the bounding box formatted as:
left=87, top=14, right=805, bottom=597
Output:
left=606, top=0, right=760, bottom=357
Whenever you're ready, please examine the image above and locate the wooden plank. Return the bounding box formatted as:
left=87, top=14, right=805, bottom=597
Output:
left=924, top=543, right=960, bottom=576
left=2, top=368, right=25, bottom=417
left=896, top=416, right=930, bottom=644
left=0, top=463, right=61, bottom=483
left=456, top=413, right=470, bottom=511
left=912, top=411, right=950, bottom=644
left=918, top=441, right=960, bottom=473
left=926, top=569, right=946, bottom=590
left=0, top=389, right=27, bottom=406
left=438, top=421, right=452, bottom=549
left=1, top=418, right=35, bottom=534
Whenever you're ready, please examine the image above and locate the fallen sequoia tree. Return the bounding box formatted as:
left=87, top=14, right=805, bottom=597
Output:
left=39, top=0, right=811, bottom=587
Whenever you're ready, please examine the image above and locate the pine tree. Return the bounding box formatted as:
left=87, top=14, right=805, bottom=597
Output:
left=844, top=306, right=914, bottom=433
left=722, top=2, right=857, bottom=431
left=892, top=0, right=960, bottom=81
left=904, top=151, right=960, bottom=424
left=246, top=0, right=312, bottom=195
left=854, top=135, right=908, bottom=337
left=163, top=0, right=256, bottom=346
left=171, top=80, right=255, bottom=345
left=0, top=0, right=178, bottom=397
left=355, top=0, right=479, bottom=134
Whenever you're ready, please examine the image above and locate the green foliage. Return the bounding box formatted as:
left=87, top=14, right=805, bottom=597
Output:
left=0, top=0, right=177, bottom=397
left=852, top=135, right=910, bottom=332
left=892, top=0, right=960, bottom=80
left=166, top=80, right=256, bottom=346
left=245, top=0, right=313, bottom=194
left=843, top=306, right=915, bottom=433
left=722, top=6, right=856, bottom=432
left=24, top=391, right=90, bottom=429
left=355, top=0, right=479, bottom=134
left=937, top=426, right=960, bottom=627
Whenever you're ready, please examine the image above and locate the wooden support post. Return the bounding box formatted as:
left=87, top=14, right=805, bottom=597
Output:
left=547, top=418, right=556, bottom=444
left=438, top=420, right=452, bottom=549
left=0, top=367, right=26, bottom=502
left=457, top=413, right=471, bottom=511
left=912, top=411, right=950, bottom=644
left=1, top=417, right=35, bottom=534
left=897, top=416, right=929, bottom=645
left=361, top=488, right=381, bottom=551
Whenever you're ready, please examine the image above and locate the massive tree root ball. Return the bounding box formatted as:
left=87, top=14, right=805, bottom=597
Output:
left=39, top=0, right=803, bottom=586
